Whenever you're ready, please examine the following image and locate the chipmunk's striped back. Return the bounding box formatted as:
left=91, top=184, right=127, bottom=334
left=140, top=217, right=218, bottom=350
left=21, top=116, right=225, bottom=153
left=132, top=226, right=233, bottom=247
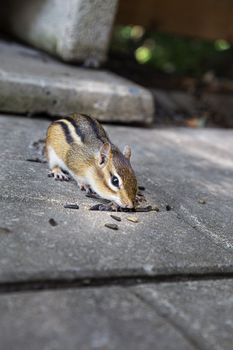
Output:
left=49, top=113, right=110, bottom=148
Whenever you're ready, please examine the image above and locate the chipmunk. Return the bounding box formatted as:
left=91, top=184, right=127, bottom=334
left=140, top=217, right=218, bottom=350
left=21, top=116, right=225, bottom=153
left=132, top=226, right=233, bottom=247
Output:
left=45, top=113, right=137, bottom=208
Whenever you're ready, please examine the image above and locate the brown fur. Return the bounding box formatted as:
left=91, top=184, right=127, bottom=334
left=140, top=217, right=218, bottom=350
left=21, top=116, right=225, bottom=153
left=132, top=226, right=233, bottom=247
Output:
left=45, top=122, right=70, bottom=162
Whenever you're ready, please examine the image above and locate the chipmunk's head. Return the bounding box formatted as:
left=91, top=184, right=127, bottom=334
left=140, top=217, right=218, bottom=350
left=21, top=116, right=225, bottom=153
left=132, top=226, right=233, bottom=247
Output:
left=91, top=143, right=137, bottom=208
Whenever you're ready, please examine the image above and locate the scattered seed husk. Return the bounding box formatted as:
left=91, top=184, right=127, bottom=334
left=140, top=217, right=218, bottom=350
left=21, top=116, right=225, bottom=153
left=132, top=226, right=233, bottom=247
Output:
left=85, top=193, right=100, bottom=199
left=127, top=216, right=139, bottom=223
left=89, top=203, right=133, bottom=212
left=117, top=207, right=135, bottom=212
left=26, top=157, right=46, bottom=163
left=49, top=218, right=58, bottom=226
left=110, top=215, right=121, bottom=222
left=136, top=196, right=146, bottom=204
left=138, top=186, right=146, bottom=191
left=89, top=203, right=158, bottom=213
left=137, top=192, right=144, bottom=197
left=0, top=227, right=12, bottom=234
left=64, top=204, right=79, bottom=209
left=198, top=199, right=206, bottom=204
left=166, top=205, right=172, bottom=211
left=136, top=191, right=146, bottom=203
left=135, top=205, right=152, bottom=212
left=105, top=223, right=119, bottom=230
left=152, top=206, right=160, bottom=212
left=89, top=204, right=102, bottom=211
left=90, top=203, right=113, bottom=211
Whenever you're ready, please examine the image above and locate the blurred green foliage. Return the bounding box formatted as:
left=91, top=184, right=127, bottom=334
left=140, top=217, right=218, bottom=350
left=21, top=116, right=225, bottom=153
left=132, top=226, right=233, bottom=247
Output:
left=110, top=25, right=233, bottom=78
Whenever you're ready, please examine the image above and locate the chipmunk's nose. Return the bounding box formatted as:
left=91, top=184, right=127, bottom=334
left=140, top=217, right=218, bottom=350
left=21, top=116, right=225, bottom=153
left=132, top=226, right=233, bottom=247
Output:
left=125, top=201, right=134, bottom=209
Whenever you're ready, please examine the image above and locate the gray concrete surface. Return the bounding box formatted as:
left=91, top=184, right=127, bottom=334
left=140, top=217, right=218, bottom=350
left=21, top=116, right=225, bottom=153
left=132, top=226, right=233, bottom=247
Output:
left=1, top=114, right=233, bottom=349
left=1, top=281, right=233, bottom=350
left=0, top=41, right=153, bottom=124
left=0, top=287, right=196, bottom=350
left=4, top=0, right=118, bottom=63
left=134, top=280, right=233, bottom=350
left=1, top=115, right=233, bottom=282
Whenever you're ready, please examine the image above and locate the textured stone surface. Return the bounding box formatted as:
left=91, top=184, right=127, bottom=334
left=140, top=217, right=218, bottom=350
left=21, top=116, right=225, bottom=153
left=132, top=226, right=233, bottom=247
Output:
left=134, top=279, right=233, bottom=350
left=1, top=281, right=233, bottom=350
left=4, top=0, right=118, bottom=63
left=0, top=115, right=233, bottom=283
left=1, top=113, right=233, bottom=350
left=0, top=41, right=153, bottom=124
left=133, top=127, right=233, bottom=250
left=0, top=286, right=195, bottom=350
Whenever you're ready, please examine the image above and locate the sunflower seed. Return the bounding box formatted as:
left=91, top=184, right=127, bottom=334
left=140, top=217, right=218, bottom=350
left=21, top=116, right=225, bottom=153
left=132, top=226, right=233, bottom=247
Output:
left=26, top=158, right=46, bottom=163
left=105, top=223, right=119, bottom=230
left=64, top=204, right=79, bottom=209
left=0, top=227, right=12, bottom=234
left=135, top=206, right=152, bottom=212
left=110, top=215, right=121, bottom=222
left=49, top=218, right=58, bottom=226
left=127, top=216, right=139, bottom=223
left=198, top=199, right=206, bottom=204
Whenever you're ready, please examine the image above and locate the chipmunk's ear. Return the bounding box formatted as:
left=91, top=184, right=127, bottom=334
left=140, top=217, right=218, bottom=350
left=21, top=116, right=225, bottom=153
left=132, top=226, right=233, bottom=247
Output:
left=99, top=142, right=111, bottom=167
left=123, top=145, right=131, bottom=160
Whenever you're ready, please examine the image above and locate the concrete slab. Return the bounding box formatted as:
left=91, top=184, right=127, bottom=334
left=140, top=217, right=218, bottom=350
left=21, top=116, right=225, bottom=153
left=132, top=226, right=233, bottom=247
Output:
left=0, top=115, right=233, bottom=283
left=4, top=0, right=118, bottom=63
left=0, top=41, right=153, bottom=124
left=0, top=286, right=195, bottom=350
left=1, top=280, right=232, bottom=350
left=134, top=279, right=233, bottom=350
left=132, top=127, right=233, bottom=250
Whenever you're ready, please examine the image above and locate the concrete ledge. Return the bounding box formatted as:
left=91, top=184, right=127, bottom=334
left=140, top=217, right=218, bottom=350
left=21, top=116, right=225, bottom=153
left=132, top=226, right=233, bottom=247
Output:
left=0, top=41, right=154, bottom=124
left=4, top=0, right=118, bottom=63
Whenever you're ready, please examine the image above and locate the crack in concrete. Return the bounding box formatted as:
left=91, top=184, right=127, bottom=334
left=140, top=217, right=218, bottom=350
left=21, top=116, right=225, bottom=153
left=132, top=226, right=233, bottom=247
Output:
left=131, top=287, right=216, bottom=350
left=1, top=273, right=233, bottom=294
left=179, top=205, right=233, bottom=250
left=143, top=175, right=233, bottom=253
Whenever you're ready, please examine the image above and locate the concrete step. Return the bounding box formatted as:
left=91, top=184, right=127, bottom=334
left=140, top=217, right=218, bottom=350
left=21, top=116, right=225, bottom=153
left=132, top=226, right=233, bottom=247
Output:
left=0, top=40, right=154, bottom=124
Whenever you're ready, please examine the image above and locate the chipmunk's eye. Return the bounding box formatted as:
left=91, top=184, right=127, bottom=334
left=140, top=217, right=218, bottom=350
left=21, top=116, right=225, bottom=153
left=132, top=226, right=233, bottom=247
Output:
left=111, top=175, right=119, bottom=188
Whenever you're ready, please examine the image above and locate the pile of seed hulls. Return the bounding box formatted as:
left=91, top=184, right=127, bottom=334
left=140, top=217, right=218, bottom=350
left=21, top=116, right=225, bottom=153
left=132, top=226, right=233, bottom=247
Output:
left=63, top=186, right=160, bottom=231
left=87, top=186, right=159, bottom=213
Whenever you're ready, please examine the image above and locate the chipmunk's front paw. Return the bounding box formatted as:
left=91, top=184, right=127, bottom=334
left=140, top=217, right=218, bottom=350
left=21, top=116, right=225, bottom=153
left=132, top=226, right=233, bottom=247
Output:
left=78, top=183, right=93, bottom=193
left=86, top=187, right=96, bottom=195
left=48, top=168, right=70, bottom=181
left=78, top=183, right=88, bottom=191
left=78, top=183, right=96, bottom=195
